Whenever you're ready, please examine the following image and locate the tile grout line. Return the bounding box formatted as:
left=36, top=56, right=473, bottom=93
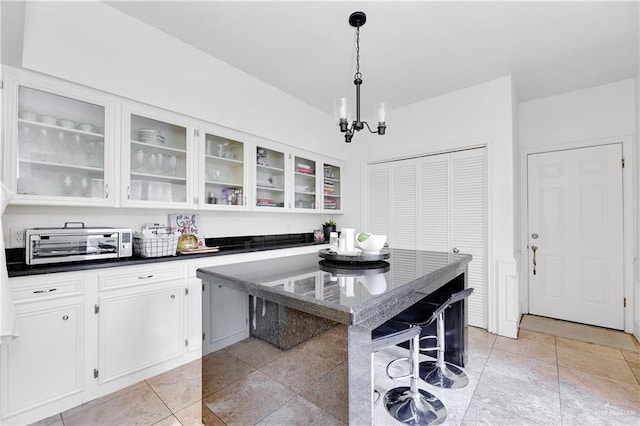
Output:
left=554, top=336, right=565, bottom=426
left=144, top=379, right=177, bottom=423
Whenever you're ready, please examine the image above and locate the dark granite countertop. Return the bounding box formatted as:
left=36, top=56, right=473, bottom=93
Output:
left=7, top=232, right=324, bottom=277
left=196, top=249, right=472, bottom=328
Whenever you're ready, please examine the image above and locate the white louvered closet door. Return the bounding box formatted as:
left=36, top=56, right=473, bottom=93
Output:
left=366, top=148, right=486, bottom=328
left=418, top=148, right=486, bottom=328
left=451, top=149, right=486, bottom=328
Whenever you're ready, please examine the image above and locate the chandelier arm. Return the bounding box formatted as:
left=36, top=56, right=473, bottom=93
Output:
left=363, top=121, right=379, bottom=134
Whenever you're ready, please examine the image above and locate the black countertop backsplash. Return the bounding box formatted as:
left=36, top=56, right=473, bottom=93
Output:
left=7, top=232, right=323, bottom=277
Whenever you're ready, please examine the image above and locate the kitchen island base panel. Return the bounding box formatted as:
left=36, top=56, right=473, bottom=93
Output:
left=249, top=296, right=338, bottom=350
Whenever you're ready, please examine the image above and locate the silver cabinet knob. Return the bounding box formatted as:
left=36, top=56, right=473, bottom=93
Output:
left=453, top=248, right=460, bottom=254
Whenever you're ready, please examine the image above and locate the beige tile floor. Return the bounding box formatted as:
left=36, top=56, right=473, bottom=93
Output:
left=32, top=326, right=640, bottom=426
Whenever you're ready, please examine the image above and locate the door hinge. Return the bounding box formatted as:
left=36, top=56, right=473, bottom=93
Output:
left=202, top=283, right=205, bottom=292
left=202, top=332, right=205, bottom=341
left=94, top=304, right=99, bottom=314
left=622, top=157, right=625, bottom=168
left=185, top=288, right=189, bottom=296
left=93, top=368, right=99, bottom=379
left=194, top=129, right=199, bottom=137
left=624, top=297, right=626, bottom=307
left=185, top=339, right=188, bottom=347
left=0, top=80, right=4, bottom=89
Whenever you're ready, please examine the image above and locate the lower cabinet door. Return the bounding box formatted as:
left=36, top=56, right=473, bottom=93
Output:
left=203, top=283, right=248, bottom=354
left=2, top=299, right=83, bottom=417
left=185, top=278, right=203, bottom=355
left=98, top=284, right=184, bottom=384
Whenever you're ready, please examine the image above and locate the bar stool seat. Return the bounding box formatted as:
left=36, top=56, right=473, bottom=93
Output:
left=392, top=288, right=474, bottom=389
left=372, top=321, right=446, bottom=425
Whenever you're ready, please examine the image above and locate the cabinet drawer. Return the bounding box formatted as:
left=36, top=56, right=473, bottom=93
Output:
left=10, top=275, right=84, bottom=303
left=98, top=264, right=185, bottom=291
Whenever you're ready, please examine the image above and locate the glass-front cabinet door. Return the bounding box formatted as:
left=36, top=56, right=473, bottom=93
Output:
left=322, top=162, right=342, bottom=212
left=292, top=153, right=319, bottom=212
left=4, top=72, right=115, bottom=205
left=200, top=125, right=249, bottom=209
left=123, top=105, right=194, bottom=207
left=254, top=142, right=288, bottom=209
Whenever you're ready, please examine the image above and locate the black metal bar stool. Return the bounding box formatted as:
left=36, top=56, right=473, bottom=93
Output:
left=372, top=322, right=447, bottom=425
left=393, top=288, right=474, bottom=389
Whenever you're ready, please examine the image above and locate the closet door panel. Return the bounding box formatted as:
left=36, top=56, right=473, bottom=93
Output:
left=418, top=154, right=450, bottom=252
left=366, top=163, right=391, bottom=237
left=390, top=159, right=418, bottom=249
left=451, top=149, right=487, bottom=328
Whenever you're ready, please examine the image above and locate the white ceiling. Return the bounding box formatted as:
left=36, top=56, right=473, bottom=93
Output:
left=103, top=1, right=636, bottom=116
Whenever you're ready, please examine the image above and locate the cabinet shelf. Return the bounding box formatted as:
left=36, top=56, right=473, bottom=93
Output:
left=257, top=164, right=284, bottom=172
left=205, top=154, right=243, bottom=164
left=205, top=180, right=242, bottom=187
left=324, top=194, right=340, bottom=198
left=296, top=191, right=316, bottom=196
left=256, top=185, right=284, bottom=192
left=18, top=118, right=104, bottom=138
left=131, top=140, right=186, bottom=155
left=295, top=171, right=316, bottom=178
left=324, top=177, right=340, bottom=183
left=131, top=171, right=187, bottom=183
left=19, top=158, right=104, bottom=173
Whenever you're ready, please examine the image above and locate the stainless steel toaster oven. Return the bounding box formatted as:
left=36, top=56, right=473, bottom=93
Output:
left=25, top=222, right=133, bottom=265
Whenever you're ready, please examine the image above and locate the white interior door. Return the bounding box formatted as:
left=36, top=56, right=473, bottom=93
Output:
left=527, top=144, right=624, bottom=329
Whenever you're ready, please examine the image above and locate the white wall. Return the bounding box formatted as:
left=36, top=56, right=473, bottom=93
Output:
left=352, top=76, right=519, bottom=336
left=519, top=79, right=636, bottom=149
left=2, top=1, right=353, bottom=239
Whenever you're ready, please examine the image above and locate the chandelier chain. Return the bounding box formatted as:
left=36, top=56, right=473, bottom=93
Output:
left=355, top=26, right=362, bottom=79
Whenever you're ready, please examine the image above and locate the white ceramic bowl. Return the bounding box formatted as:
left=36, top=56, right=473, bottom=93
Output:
left=58, top=119, right=76, bottom=129
left=19, top=111, right=37, bottom=121
left=39, top=115, right=58, bottom=125
left=356, top=234, right=387, bottom=253
left=77, top=123, right=96, bottom=133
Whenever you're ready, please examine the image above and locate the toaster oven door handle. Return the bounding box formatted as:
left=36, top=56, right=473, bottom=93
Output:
left=63, top=222, right=86, bottom=229
left=33, top=288, right=57, bottom=294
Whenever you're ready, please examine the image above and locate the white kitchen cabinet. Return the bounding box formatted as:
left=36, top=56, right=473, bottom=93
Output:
left=322, top=161, right=343, bottom=213
left=253, top=139, right=289, bottom=210
left=291, top=151, right=319, bottom=212
left=199, top=124, right=251, bottom=209
left=96, top=265, right=185, bottom=390
left=2, top=67, right=117, bottom=206
left=121, top=103, right=196, bottom=208
left=0, top=273, right=89, bottom=425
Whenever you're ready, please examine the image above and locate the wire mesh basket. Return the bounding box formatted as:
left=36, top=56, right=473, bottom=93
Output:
left=133, top=228, right=180, bottom=258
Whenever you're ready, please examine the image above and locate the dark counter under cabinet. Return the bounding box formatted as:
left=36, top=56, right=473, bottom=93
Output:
left=197, top=248, right=472, bottom=425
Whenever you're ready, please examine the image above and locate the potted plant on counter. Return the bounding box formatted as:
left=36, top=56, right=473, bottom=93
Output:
left=322, top=220, right=337, bottom=241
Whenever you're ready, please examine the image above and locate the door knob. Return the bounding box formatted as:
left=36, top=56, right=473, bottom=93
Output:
left=452, top=247, right=460, bottom=254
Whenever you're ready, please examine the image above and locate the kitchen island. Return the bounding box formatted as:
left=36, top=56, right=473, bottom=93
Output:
left=197, top=248, right=471, bottom=425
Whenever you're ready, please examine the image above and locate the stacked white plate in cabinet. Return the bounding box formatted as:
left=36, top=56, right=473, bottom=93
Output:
left=138, top=128, right=165, bottom=144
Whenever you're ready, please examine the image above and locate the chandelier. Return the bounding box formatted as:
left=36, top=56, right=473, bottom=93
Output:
left=333, top=11, right=388, bottom=143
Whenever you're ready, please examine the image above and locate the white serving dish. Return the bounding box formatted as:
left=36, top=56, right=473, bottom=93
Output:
left=356, top=234, right=387, bottom=254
